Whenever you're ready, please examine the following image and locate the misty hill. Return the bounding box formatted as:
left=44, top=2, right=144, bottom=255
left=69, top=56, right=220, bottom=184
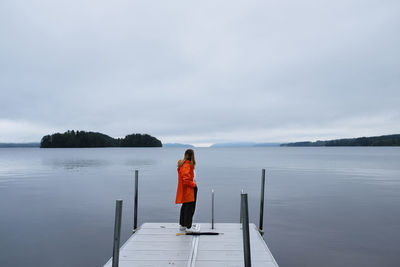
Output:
left=210, top=142, right=281, bottom=147
left=164, top=143, right=194, bottom=148
left=253, top=143, right=282, bottom=147
left=0, top=142, right=40, bottom=148
left=281, top=134, right=400, bottom=147
left=40, top=131, right=162, bottom=148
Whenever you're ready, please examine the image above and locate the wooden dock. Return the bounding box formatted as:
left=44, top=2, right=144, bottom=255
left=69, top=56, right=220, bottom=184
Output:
left=104, top=222, right=279, bottom=267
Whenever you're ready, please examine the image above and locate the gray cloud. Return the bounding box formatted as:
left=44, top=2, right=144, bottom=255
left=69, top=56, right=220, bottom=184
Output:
left=1, top=0, right=399, bottom=145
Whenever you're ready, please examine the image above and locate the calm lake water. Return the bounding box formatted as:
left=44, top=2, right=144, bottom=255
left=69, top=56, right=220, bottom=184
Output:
left=0, top=147, right=399, bottom=267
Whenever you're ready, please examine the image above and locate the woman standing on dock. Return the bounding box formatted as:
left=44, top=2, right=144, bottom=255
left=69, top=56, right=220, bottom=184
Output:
left=175, top=149, right=198, bottom=231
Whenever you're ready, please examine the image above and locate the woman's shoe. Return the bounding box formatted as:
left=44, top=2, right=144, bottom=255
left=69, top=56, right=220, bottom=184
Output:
left=185, top=224, right=198, bottom=233
left=179, top=225, right=186, bottom=231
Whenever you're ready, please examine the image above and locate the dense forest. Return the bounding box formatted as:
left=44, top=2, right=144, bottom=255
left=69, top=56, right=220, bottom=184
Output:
left=40, top=131, right=162, bottom=148
left=281, top=134, right=400, bottom=147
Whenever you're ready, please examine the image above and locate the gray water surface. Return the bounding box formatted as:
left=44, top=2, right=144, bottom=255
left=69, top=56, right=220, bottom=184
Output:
left=0, top=147, right=399, bottom=267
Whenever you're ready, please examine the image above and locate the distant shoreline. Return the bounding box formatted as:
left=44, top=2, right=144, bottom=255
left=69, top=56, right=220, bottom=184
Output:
left=0, top=143, right=40, bottom=148
left=2, top=133, right=400, bottom=148
left=280, top=134, right=400, bottom=147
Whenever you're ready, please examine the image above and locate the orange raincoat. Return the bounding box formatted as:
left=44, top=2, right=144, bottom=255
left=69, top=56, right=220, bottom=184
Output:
left=175, top=160, right=196, bottom=204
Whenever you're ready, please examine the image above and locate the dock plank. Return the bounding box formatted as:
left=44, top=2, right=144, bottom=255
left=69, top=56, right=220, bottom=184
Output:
left=104, top=223, right=279, bottom=267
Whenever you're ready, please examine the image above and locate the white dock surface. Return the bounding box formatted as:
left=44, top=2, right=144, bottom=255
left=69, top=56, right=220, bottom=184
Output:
left=104, top=223, right=279, bottom=267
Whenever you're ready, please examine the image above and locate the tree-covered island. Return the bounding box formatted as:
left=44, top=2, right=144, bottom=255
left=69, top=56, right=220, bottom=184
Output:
left=40, top=130, right=162, bottom=148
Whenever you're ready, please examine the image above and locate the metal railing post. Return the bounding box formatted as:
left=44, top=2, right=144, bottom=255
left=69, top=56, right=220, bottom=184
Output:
left=211, top=189, right=215, bottom=229
left=240, top=189, right=244, bottom=223
left=112, top=200, right=123, bottom=267
left=133, top=170, right=138, bottom=231
left=259, top=169, right=266, bottom=235
left=241, top=193, right=251, bottom=267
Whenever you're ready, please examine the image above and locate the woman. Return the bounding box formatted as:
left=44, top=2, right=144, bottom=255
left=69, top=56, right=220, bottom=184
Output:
left=175, top=149, right=198, bottom=231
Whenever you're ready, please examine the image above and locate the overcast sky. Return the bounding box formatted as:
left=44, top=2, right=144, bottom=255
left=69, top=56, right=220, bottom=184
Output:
left=1, top=0, right=399, bottom=146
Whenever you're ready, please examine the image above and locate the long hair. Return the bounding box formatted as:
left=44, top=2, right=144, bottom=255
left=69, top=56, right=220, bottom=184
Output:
left=178, top=149, right=196, bottom=168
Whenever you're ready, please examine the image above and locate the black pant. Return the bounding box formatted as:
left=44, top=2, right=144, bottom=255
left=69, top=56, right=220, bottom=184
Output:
left=179, top=186, right=198, bottom=228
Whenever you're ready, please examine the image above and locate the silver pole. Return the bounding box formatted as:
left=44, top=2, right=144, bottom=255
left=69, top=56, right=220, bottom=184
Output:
left=259, top=169, right=265, bottom=235
left=112, top=200, right=123, bottom=267
left=133, top=170, right=138, bottom=231
left=241, top=193, right=251, bottom=267
left=211, top=189, right=215, bottom=229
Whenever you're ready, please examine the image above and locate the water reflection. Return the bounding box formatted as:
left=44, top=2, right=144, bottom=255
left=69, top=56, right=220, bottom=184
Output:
left=45, top=158, right=110, bottom=170
left=0, top=158, right=51, bottom=179
left=125, top=159, right=157, bottom=168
